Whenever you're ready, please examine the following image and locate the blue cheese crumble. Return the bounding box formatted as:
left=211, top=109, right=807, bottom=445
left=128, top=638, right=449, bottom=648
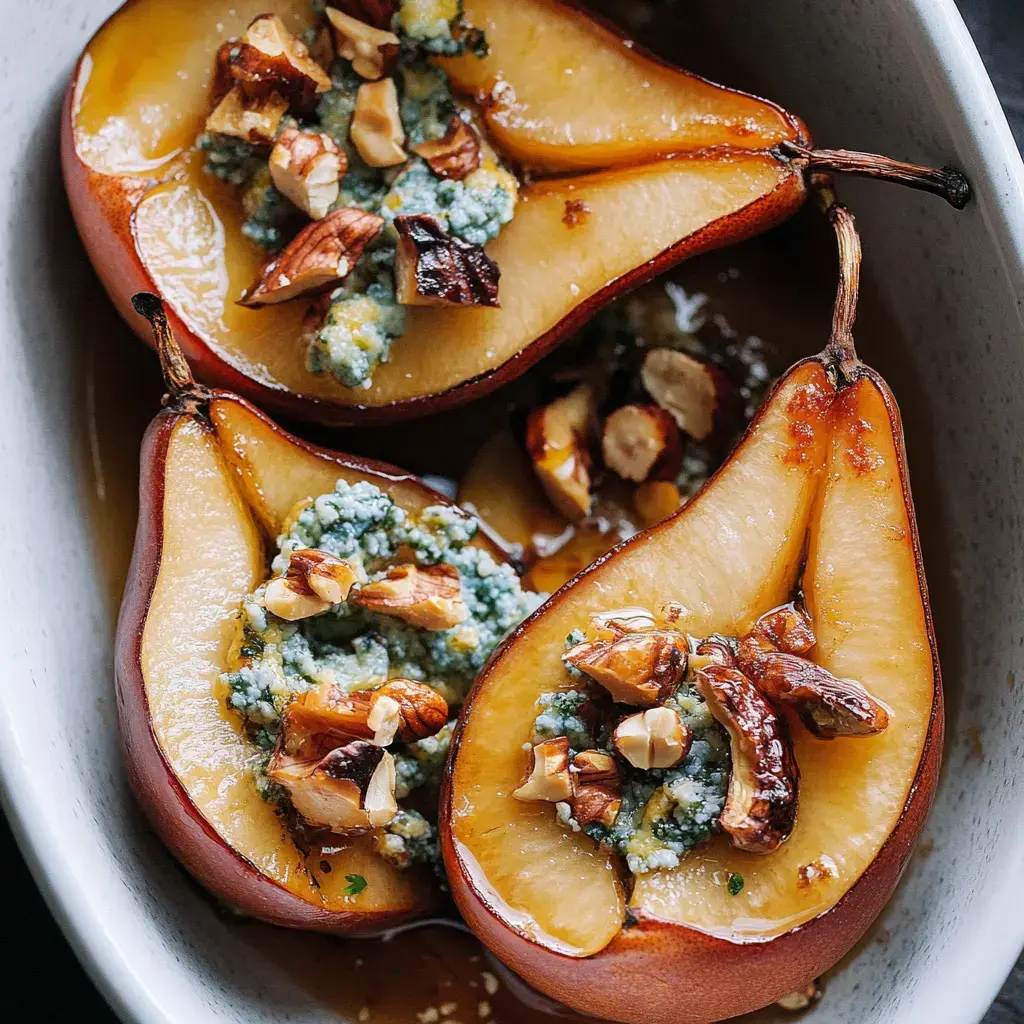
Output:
left=223, top=480, right=543, bottom=872
left=197, top=0, right=516, bottom=391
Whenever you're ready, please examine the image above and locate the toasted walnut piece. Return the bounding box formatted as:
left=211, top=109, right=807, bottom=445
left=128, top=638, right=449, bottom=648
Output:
left=240, top=208, right=384, bottom=306
left=411, top=116, right=482, bottom=180
left=282, top=682, right=400, bottom=749
left=350, top=78, right=407, bottom=167
left=740, top=601, right=816, bottom=660
left=601, top=404, right=682, bottom=483
left=570, top=749, right=621, bottom=827
left=375, top=678, right=449, bottom=741
left=526, top=385, right=598, bottom=522
left=268, top=739, right=397, bottom=832
left=641, top=348, right=734, bottom=441
left=613, top=707, right=691, bottom=770
left=231, top=14, right=332, bottom=111
left=309, top=24, right=335, bottom=67
left=205, top=84, right=288, bottom=146
left=565, top=630, right=688, bottom=706
left=776, top=981, right=823, bottom=1012
left=394, top=214, right=500, bottom=308
left=562, top=199, right=590, bottom=227
left=269, top=128, right=346, bottom=220
left=687, top=635, right=737, bottom=675
left=264, top=549, right=357, bottom=620
left=350, top=563, right=469, bottom=630
left=326, top=7, right=399, bottom=80
left=329, top=0, right=398, bottom=29
left=211, top=39, right=239, bottom=105
left=741, top=651, right=890, bottom=739
left=513, top=737, right=573, bottom=804
left=696, top=665, right=798, bottom=854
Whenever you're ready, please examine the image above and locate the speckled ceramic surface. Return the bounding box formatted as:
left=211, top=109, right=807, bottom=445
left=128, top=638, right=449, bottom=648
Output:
left=1, top=0, right=1023, bottom=1022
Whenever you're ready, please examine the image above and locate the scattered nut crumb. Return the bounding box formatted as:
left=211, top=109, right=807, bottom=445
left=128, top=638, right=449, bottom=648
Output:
left=477, top=1001, right=491, bottom=1019
left=416, top=1010, right=440, bottom=1024
left=481, top=971, right=499, bottom=996
left=966, top=725, right=984, bottom=760
left=917, top=837, right=935, bottom=859
left=439, top=1003, right=458, bottom=1017
left=358, top=1009, right=370, bottom=1022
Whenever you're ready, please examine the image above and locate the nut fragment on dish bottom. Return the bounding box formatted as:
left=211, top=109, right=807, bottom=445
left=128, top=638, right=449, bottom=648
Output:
left=776, top=980, right=823, bottom=1012
left=601, top=403, right=681, bottom=483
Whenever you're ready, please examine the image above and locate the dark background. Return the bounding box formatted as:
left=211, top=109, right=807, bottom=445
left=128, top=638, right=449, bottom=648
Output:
left=2, top=0, right=1022, bottom=1020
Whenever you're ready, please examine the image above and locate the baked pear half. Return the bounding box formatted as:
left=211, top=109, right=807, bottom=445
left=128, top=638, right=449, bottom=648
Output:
left=116, top=294, right=535, bottom=934
left=62, top=0, right=818, bottom=426
left=440, top=197, right=943, bottom=1021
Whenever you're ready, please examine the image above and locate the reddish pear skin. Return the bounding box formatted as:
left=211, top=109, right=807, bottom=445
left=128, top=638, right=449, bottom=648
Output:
left=116, top=391, right=484, bottom=934
left=60, top=0, right=811, bottom=428
left=440, top=360, right=944, bottom=1023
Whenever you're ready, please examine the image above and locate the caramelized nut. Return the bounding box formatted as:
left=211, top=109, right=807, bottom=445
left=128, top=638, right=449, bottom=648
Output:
left=268, top=739, right=397, bottom=832
left=641, top=348, right=733, bottom=441
left=329, top=0, right=398, bottom=29
left=282, top=682, right=400, bottom=749
left=375, top=678, right=449, bottom=741
left=633, top=480, right=683, bottom=525
left=696, top=665, right=798, bottom=853
left=601, top=404, right=681, bottom=483
left=513, top=737, right=573, bottom=804
left=350, top=78, right=407, bottom=167
left=211, top=39, right=238, bottom=105
left=394, top=214, right=500, bottom=308
left=327, top=7, right=399, bottom=79
left=240, top=208, right=384, bottom=306
left=526, top=385, right=598, bottom=522
left=231, top=14, right=332, bottom=112
left=570, top=749, right=621, bottom=827
left=264, top=549, right=358, bottom=620
left=269, top=128, right=346, bottom=220
left=565, top=630, right=688, bottom=706
left=740, top=651, right=890, bottom=739
left=205, top=84, right=288, bottom=146
left=613, top=707, right=691, bottom=769
left=350, top=563, right=468, bottom=630
left=740, top=602, right=816, bottom=659
left=411, top=116, right=481, bottom=180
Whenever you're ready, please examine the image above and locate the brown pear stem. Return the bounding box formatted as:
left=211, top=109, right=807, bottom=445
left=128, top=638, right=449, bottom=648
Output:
left=130, top=292, right=208, bottom=409
left=776, top=140, right=971, bottom=209
left=815, top=181, right=862, bottom=382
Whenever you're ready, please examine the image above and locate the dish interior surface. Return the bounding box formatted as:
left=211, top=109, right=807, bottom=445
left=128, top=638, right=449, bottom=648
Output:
left=2, top=0, right=1024, bottom=1022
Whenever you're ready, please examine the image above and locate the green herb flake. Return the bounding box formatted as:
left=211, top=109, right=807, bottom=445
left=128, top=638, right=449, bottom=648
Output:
left=727, top=872, right=744, bottom=896
left=343, top=874, right=368, bottom=896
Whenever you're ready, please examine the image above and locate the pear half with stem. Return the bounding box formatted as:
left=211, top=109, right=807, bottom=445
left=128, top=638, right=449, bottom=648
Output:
left=440, top=189, right=942, bottom=1022
left=63, top=0, right=968, bottom=426
left=116, top=293, right=516, bottom=934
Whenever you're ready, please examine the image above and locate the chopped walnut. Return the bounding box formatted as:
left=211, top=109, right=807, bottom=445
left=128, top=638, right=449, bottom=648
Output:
left=330, top=0, right=397, bottom=29
left=526, top=385, right=598, bottom=522
left=264, top=549, right=358, bottom=620
left=613, top=707, right=691, bottom=770
left=239, top=208, right=384, bottom=306
left=269, top=128, right=346, bottom=220
left=740, top=602, right=816, bottom=659
left=513, top=737, right=573, bottom=804
left=601, top=404, right=681, bottom=483
left=740, top=651, right=890, bottom=739
left=282, top=682, right=401, bottom=749
left=230, top=14, right=332, bottom=112
left=394, top=214, right=500, bottom=307
left=211, top=39, right=238, bottom=105
left=565, top=630, right=688, bottom=706
left=350, top=563, right=469, bottom=630
left=326, top=7, right=399, bottom=80
left=350, top=78, right=407, bottom=167
left=570, top=749, right=621, bottom=827
left=696, top=664, right=798, bottom=854
left=641, top=347, right=734, bottom=441
left=204, top=85, right=288, bottom=146
left=411, top=116, right=481, bottom=181
left=374, top=678, right=449, bottom=741
left=776, top=980, right=823, bottom=1012
left=268, top=739, right=397, bottom=832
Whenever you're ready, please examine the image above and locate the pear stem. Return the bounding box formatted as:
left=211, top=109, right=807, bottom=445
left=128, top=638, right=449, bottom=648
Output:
left=776, top=140, right=971, bottom=209
left=130, top=292, right=208, bottom=408
left=815, top=182, right=862, bottom=381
